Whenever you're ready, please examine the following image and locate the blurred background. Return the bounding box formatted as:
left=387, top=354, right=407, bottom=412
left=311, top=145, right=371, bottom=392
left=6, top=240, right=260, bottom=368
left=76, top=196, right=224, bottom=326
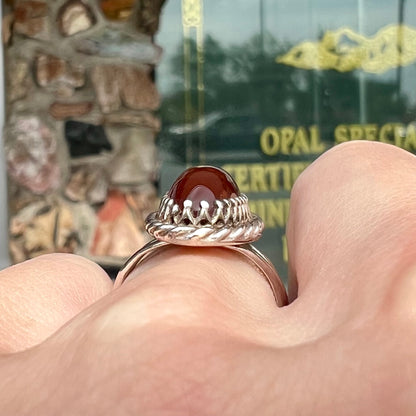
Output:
left=0, top=5, right=7, bottom=269
left=2, top=0, right=415, bottom=283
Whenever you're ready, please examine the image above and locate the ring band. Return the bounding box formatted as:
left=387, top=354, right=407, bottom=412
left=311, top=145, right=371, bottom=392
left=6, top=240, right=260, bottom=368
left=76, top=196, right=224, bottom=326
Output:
left=115, top=166, right=288, bottom=306
left=114, top=239, right=288, bottom=306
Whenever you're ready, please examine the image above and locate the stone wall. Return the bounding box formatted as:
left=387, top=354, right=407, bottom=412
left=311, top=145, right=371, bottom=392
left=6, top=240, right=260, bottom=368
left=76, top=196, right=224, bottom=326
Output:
left=2, top=0, right=166, bottom=269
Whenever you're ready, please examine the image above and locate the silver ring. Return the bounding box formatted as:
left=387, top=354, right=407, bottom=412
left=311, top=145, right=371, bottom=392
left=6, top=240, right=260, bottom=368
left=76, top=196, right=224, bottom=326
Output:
left=114, top=166, right=288, bottom=306
left=145, top=193, right=264, bottom=246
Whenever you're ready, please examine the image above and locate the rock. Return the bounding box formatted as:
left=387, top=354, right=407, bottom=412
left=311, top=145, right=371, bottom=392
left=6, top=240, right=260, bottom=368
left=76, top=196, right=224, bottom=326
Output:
left=65, top=167, right=89, bottom=202
left=65, top=165, right=97, bottom=202
left=125, top=189, right=158, bottom=230
left=108, top=128, right=156, bottom=185
left=119, top=66, right=160, bottom=111
left=91, top=65, right=159, bottom=113
left=7, top=59, right=31, bottom=102
left=9, top=240, right=27, bottom=264
left=90, top=65, right=121, bottom=113
left=90, top=190, right=148, bottom=258
left=65, top=120, right=112, bottom=157
left=136, top=0, right=167, bottom=35
left=65, top=160, right=108, bottom=204
left=87, top=174, right=108, bottom=205
left=49, top=101, right=93, bottom=120
left=8, top=186, right=44, bottom=213
left=9, top=199, right=79, bottom=262
left=99, top=0, right=134, bottom=21
left=55, top=205, right=79, bottom=254
left=13, top=0, right=49, bottom=40
left=35, top=54, right=85, bottom=97
left=75, top=28, right=162, bottom=65
left=104, top=111, right=161, bottom=131
left=70, top=202, right=97, bottom=256
left=2, top=13, right=14, bottom=44
left=4, top=0, right=166, bottom=268
left=5, top=116, right=60, bottom=194
left=57, top=0, right=96, bottom=37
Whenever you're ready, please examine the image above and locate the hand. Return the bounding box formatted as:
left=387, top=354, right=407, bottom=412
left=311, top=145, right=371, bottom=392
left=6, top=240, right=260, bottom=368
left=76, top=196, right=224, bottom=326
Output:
left=1, top=141, right=416, bottom=415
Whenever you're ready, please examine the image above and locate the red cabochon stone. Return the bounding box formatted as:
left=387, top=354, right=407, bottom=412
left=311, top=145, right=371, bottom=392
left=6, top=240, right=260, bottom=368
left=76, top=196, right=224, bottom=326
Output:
left=168, top=166, right=240, bottom=215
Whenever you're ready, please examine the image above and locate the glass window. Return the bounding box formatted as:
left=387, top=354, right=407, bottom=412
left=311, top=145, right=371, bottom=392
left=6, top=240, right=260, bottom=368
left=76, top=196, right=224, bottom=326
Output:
left=156, top=0, right=416, bottom=280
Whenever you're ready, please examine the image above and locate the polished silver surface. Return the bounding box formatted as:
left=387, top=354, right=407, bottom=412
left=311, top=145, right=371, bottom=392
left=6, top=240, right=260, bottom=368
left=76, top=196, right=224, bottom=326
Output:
left=158, top=194, right=251, bottom=226
left=114, top=239, right=288, bottom=306
left=115, top=173, right=288, bottom=306
left=146, top=193, right=263, bottom=246
left=146, top=211, right=264, bottom=246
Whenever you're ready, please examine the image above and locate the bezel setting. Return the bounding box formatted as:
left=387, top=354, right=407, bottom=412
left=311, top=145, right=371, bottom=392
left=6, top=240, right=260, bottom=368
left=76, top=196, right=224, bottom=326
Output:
left=145, top=193, right=264, bottom=246
left=159, top=193, right=251, bottom=226
left=116, top=165, right=288, bottom=306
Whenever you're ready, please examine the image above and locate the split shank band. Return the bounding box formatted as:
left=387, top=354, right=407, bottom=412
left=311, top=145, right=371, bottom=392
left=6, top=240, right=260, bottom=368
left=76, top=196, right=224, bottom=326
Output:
left=114, top=166, right=288, bottom=307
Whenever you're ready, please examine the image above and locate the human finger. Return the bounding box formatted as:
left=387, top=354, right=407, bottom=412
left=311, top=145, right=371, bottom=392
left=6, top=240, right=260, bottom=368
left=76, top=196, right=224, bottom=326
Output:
left=0, top=253, right=112, bottom=352
left=108, top=245, right=297, bottom=346
left=286, top=141, right=416, bottom=337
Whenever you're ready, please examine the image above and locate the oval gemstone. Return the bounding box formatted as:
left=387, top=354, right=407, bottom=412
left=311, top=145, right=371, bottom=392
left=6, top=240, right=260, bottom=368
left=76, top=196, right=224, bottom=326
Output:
left=167, top=166, right=240, bottom=216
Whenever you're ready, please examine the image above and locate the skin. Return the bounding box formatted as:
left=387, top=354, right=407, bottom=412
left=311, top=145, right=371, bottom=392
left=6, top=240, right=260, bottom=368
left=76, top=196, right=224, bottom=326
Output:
left=1, top=141, right=416, bottom=415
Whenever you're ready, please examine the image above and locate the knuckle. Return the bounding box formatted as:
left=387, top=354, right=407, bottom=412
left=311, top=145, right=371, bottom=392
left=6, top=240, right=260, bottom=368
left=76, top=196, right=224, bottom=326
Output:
left=91, top=278, right=225, bottom=340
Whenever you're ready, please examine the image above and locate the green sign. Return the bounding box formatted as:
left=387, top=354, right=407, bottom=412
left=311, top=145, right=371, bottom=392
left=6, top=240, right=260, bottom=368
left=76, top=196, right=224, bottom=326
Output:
left=156, top=0, right=416, bottom=282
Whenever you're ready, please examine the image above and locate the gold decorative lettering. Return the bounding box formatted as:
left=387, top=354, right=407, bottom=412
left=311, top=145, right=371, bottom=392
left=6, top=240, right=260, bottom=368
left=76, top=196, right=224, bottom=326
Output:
left=264, top=199, right=288, bottom=228
left=350, top=124, right=364, bottom=141
left=404, top=124, right=416, bottom=151
left=292, top=127, right=309, bottom=154
left=260, top=125, right=325, bottom=156
left=282, top=234, right=288, bottom=263
left=264, top=164, right=281, bottom=191
left=277, top=24, right=416, bottom=74
left=222, top=163, right=311, bottom=193
left=222, top=165, right=250, bottom=193
left=335, top=125, right=348, bottom=143
left=379, top=123, right=394, bottom=144
left=281, top=163, right=292, bottom=191
left=182, top=0, right=202, bottom=27
left=364, top=124, right=378, bottom=141
left=393, top=124, right=406, bottom=148
left=333, top=122, right=416, bottom=152
left=249, top=199, right=290, bottom=228
left=260, top=127, right=280, bottom=156
left=310, top=125, right=325, bottom=152
left=280, top=127, right=295, bottom=154
left=249, top=200, right=266, bottom=223
left=250, top=164, right=268, bottom=192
